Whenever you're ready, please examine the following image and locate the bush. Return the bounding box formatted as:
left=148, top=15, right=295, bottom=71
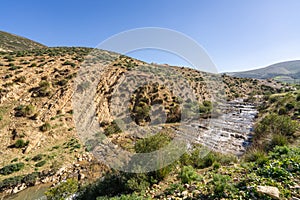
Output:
left=32, top=154, right=44, bottom=162
left=255, top=113, right=299, bottom=138
left=210, top=174, right=235, bottom=198
left=125, top=173, right=150, bottom=192
left=278, top=107, right=287, bottom=115
left=0, top=163, right=25, bottom=175
left=15, top=139, right=29, bottom=148
left=23, top=172, right=40, bottom=186
left=40, top=122, right=51, bottom=132
left=35, top=160, right=46, bottom=167
left=269, top=134, right=288, bottom=149
left=285, top=102, right=295, bottom=110
left=62, top=61, right=76, bottom=67
left=179, top=165, right=201, bottom=184
left=31, top=81, right=51, bottom=97
left=14, top=104, right=35, bottom=117
left=132, top=103, right=151, bottom=125
left=14, top=76, right=26, bottom=83
left=0, top=176, right=23, bottom=190
left=243, top=148, right=268, bottom=166
left=134, top=131, right=171, bottom=154
left=133, top=131, right=174, bottom=182
left=297, top=94, right=300, bottom=101
left=104, top=120, right=122, bottom=136
left=198, top=152, right=217, bottom=168
left=45, top=179, right=78, bottom=200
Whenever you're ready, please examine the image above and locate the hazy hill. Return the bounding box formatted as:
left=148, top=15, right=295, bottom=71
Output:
left=0, top=30, right=46, bottom=52
left=228, top=60, right=300, bottom=83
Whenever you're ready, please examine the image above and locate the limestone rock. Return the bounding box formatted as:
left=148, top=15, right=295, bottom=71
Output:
left=257, top=186, right=280, bottom=199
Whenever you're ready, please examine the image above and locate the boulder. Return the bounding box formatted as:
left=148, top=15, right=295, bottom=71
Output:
left=257, top=186, right=280, bottom=199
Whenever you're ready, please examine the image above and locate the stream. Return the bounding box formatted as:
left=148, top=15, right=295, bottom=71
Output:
left=3, top=99, right=258, bottom=199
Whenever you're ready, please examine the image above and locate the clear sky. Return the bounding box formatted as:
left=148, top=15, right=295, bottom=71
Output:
left=1, top=0, right=300, bottom=72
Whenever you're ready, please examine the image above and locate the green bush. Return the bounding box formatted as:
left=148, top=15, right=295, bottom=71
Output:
left=31, top=81, right=51, bottom=97
left=210, top=174, right=235, bottom=198
left=255, top=113, right=299, bottom=138
left=40, top=122, right=51, bottom=132
left=132, top=103, right=151, bottom=125
left=243, top=148, right=268, bottom=166
left=278, top=107, right=287, bottom=115
left=14, top=76, right=26, bottom=83
left=104, top=120, right=122, bottom=136
left=133, top=131, right=174, bottom=183
left=32, top=154, right=44, bottom=162
left=297, top=94, right=300, bottom=101
left=62, top=61, right=76, bottom=67
left=45, top=178, right=78, bottom=200
left=125, top=173, right=150, bottom=192
left=179, top=165, right=201, bottom=184
left=285, top=102, right=295, bottom=110
left=0, top=163, right=25, bottom=175
left=0, top=176, right=23, bottom=190
left=23, top=172, right=40, bottom=186
left=35, top=160, right=46, bottom=167
left=15, top=139, right=29, bottom=148
left=269, top=134, right=288, bottom=149
left=134, top=132, right=171, bottom=154
left=14, top=104, right=35, bottom=117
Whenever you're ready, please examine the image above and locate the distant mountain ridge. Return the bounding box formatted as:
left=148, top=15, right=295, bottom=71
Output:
left=0, top=30, right=46, bottom=52
left=227, top=60, right=300, bottom=83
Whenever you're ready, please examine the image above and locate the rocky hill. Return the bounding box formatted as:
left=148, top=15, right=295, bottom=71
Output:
left=0, top=31, right=46, bottom=52
left=228, top=60, right=300, bottom=83
left=0, top=45, right=288, bottom=198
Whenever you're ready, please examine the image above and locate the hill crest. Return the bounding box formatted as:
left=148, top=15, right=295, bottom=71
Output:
left=0, top=30, right=46, bottom=52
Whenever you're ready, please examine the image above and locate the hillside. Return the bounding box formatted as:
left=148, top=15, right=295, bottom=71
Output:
left=0, top=46, right=289, bottom=197
left=0, top=31, right=46, bottom=52
left=228, top=60, right=300, bottom=83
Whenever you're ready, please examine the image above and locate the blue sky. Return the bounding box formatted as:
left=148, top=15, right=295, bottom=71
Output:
left=1, top=0, right=300, bottom=72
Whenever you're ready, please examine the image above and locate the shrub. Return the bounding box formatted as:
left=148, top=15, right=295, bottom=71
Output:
left=213, top=162, right=221, bottom=170
left=14, top=76, right=26, bottom=83
left=133, top=131, right=174, bottom=182
left=0, top=163, right=25, bottom=175
left=14, top=104, right=35, bottom=117
left=278, top=107, right=287, bottom=115
left=198, top=152, right=217, bottom=168
left=243, top=148, right=268, bottom=166
left=269, top=134, right=288, bottom=149
left=32, top=154, right=44, bottom=162
left=29, top=63, right=37, bottom=67
left=35, top=160, right=46, bottom=167
left=210, top=174, right=235, bottom=198
left=104, top=121, right=122, bottom=136
left=45, top=179, right=78, bottom=200
left=23, top=172, right=40, bottom=186
left=134, top=132, right=171, bottom=154
left=179, top=165, right=201, bottom=184
left=255, top=113, right=298, bottom=138
left=40, top=122, right=51, bottom=132
left=125, top=173, right=150, bottom=192
left=132, top=103, right=151, bottom=125
left=15, top=139, right=29, bottom=148
left=297, top=94, right=300, bottom=101
left=285, top=102, right=295, bottom=110
left=31, top=81, right=51, bottom=97
left=62, top=61, right=76, bottom=67
left=0, top=176, right=23, bottom=190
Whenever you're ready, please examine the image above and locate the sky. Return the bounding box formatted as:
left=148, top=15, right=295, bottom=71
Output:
left=1, top=0, right=300, bottom=72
